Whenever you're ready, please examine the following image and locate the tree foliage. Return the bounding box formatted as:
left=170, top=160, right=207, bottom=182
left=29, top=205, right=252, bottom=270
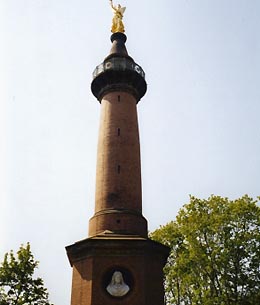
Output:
left=0, top=243, right=53, bottom=305
left=150, top=195, right=260, bottom=305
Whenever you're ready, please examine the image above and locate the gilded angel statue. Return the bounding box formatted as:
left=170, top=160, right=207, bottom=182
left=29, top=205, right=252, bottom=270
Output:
left=109, top=0, right=126, bottom=33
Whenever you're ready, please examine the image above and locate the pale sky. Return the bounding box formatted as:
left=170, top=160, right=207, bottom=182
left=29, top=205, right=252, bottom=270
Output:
left=1, top=1, right=260, bottom=304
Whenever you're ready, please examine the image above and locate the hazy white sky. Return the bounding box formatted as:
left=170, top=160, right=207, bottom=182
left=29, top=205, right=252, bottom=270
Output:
left=1, top=1, right=260, bottom=304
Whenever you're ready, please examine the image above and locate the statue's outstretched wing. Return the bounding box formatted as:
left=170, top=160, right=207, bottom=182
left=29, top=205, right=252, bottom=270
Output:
left=121, top=7, right=126, bottom=14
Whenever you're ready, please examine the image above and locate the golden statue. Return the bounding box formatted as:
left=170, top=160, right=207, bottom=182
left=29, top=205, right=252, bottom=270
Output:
left=109, top=0, right=126, bottom=33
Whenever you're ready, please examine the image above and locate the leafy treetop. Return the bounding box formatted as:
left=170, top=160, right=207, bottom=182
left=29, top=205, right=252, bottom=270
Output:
left=0, top=243, right=53, bottom=305
left=150, top=195, right=260, bottom=305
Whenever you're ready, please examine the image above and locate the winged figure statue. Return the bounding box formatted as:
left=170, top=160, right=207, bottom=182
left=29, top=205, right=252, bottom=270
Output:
left=109, top=0, right=126, bottom=33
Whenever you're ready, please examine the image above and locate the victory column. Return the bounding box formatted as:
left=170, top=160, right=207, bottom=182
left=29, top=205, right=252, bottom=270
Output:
left=66, top=3, right=170, bottom=305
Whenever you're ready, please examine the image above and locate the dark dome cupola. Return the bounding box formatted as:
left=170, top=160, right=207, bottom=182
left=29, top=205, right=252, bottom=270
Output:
left=91, top=32, right=147, bottom=102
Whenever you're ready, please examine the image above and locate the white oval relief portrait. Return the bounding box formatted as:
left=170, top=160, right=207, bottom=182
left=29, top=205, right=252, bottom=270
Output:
left=106, top=271, right=130, bottom=297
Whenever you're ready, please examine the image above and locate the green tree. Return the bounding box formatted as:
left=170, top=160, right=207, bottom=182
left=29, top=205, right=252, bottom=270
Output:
left=0, top=243, right=53, bottom=305
left=150, top=195, right=260, bottom=305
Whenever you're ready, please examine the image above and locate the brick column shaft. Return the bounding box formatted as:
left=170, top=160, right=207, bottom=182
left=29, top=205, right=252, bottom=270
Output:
left=89, top=91, right=147, bottom=237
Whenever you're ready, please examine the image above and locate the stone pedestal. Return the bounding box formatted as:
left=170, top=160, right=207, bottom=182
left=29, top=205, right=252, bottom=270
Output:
left=66, top=234, right=169, bottom=305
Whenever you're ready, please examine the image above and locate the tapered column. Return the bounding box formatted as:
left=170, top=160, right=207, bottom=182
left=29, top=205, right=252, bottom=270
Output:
left=96, top=91, right=142, bottom=212
left=89, top=90, right=147, bottom=237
